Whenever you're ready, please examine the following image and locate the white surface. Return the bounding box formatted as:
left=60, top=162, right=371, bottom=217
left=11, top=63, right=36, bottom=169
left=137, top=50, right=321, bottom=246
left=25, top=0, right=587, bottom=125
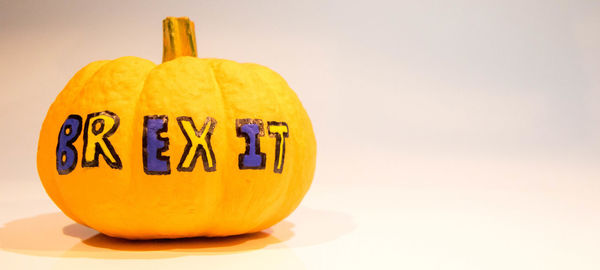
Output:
left=2, top=153, right=600, bottom=269
left=1, top=0, right=600, bottom=269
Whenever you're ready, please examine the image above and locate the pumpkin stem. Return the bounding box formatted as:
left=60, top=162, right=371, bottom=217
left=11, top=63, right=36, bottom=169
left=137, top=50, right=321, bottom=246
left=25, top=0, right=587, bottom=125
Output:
left=162, top=17, right=197, bottom=63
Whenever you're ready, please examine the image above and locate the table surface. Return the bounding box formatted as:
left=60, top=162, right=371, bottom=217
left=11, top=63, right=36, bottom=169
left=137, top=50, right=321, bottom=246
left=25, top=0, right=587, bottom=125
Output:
left=1, top=154, right=599, bottom=269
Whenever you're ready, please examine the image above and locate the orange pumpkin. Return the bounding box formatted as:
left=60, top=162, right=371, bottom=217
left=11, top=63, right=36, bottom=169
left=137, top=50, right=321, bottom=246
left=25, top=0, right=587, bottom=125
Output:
left=36, top=17, right=316, bottom=239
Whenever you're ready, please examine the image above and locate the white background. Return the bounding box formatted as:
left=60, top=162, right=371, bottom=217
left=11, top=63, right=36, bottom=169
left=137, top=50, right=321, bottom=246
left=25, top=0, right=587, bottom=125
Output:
left=1, top=0, right=600, bottom=269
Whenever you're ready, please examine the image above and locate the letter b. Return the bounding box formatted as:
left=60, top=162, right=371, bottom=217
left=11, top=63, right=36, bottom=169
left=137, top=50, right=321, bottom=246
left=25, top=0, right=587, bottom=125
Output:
left=56, top=115, right=82, bottom=175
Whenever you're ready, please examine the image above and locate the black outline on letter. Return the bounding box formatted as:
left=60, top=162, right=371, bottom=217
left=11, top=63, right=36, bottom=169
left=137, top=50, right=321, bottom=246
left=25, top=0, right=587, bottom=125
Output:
left=81, top=111, right=122, bottom=169
left=176, top=116, right=217, bottom=172
left=267, top=121, right=289, bottom=174
left=56, top=114, right=82, bottom=175
left=143, top=115, right=170, bottom=175
left=236, top=119, right=266, bottom=170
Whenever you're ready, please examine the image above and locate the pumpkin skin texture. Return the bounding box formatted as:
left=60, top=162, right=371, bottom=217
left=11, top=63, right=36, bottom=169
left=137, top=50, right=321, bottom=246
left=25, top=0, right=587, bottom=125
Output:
left=36, top=18, right=316, bottom=239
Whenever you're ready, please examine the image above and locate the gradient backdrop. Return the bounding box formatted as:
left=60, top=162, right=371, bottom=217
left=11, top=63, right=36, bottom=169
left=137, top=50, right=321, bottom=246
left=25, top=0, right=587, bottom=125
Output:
left=1, top=0, right=599, bottom=269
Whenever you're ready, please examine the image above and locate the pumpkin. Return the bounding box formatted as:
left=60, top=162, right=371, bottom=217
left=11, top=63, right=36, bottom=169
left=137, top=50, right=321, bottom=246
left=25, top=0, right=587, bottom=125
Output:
left=36, top=17, right=316, bottom=239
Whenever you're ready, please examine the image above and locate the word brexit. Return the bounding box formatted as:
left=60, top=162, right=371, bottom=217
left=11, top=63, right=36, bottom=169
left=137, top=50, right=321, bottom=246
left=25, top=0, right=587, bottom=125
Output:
left=56, top=111, right=289, bottom=175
